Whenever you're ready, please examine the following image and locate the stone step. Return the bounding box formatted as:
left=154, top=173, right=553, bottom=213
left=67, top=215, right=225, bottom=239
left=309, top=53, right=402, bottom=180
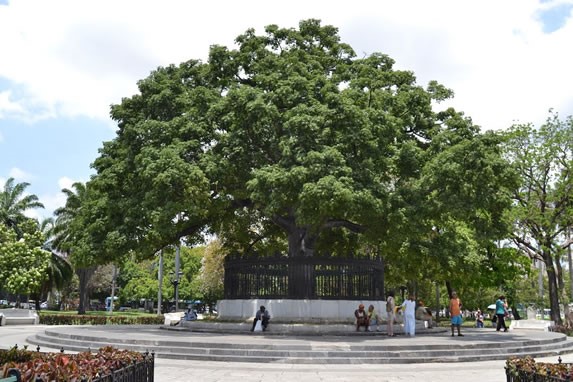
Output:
left=26, top=328, right=573, bottom=364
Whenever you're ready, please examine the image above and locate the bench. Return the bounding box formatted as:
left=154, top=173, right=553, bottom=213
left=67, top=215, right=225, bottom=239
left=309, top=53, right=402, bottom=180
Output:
left=0, top=309, right=40, bottom=326
left=163, top=312, right=185, bottom=326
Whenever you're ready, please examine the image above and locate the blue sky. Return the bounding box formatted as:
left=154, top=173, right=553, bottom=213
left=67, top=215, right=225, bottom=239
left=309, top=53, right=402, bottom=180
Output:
left=1, top=0, right=573, bottom=220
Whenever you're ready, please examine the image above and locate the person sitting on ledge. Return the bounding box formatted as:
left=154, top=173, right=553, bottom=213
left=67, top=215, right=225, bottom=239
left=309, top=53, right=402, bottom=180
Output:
left=355, top=303, right=369, bottom=331
left=251, top=305, right=271, bottom=332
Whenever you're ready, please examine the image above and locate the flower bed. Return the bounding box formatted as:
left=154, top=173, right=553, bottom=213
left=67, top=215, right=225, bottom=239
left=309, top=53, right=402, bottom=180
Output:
left=1, top=345, right=153, bottom=382
left=506, top=356, right=573, bottom=381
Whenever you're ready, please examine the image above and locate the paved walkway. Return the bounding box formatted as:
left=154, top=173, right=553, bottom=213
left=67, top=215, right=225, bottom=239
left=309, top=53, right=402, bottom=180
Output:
left=2, top=325, right=572, bottom=382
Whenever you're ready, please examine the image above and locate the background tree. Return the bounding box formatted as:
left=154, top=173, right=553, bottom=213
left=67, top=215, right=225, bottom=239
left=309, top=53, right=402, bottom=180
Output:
left=1, top=177, right=44, bottom=235
left=502, top=112, right=573, bottom=324
left=0, top=178, right=48, bottom=304
left=29, top=217, right=74, bottom=310
left=53, top=182, right=98, bottom=314
left=197, top=239, right=227, bottom=304
left=0, top=219, right=51, bottom=297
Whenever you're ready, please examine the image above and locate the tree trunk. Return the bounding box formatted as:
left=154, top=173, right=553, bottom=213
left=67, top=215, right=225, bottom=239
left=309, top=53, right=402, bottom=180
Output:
left=286, top=226, right=316, bottom=298
left=287, top=226, right=315, bottom=257
left=445, top=280, right=453, bottom=299
left=76, top=267, right=95, bottom=315
left=544, top=254, right=562, bottom=325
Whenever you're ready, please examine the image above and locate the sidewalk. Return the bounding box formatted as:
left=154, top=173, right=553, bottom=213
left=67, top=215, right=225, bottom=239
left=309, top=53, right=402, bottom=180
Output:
left=2, top=325, right=571, bottom=382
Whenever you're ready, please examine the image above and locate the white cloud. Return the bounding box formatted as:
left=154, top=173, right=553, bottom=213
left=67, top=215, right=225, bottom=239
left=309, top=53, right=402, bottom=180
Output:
left=34, top=176, right=83, bottom=220
left=0, top=0, right=571, bottom=130
left=57, top=176, right=75, bottom=191
left=0, top=90, right=24, bottom=119
left=9, top=167, right=33, bottom=182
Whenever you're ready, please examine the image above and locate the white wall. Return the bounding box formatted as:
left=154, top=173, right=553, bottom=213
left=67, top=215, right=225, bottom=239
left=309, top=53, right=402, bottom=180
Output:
left=217, top=299, right=388, bottom=322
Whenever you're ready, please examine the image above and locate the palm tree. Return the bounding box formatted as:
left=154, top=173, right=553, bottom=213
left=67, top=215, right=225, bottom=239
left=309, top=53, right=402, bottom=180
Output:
left=30, top=218, right=74, bottom=310
left=52, top=182, right=95, bottom=314
left=0, top=177, right=44, bottom=304
left=0, top=177, right=44, bottom=231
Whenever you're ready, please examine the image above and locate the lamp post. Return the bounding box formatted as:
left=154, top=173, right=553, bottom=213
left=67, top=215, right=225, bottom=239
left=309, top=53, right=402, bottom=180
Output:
left=157, top=250, right=163, bottom=315
left=170, top=271, right=183, bottom=311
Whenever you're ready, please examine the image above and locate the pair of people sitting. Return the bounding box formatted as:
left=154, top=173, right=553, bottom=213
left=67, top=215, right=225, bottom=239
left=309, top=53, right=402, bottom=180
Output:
left=355, top=304, right=382, bottom=331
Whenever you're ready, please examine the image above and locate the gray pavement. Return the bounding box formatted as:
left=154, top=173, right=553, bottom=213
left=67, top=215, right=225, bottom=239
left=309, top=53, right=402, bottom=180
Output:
left=2, top=325, right=571, bottom=382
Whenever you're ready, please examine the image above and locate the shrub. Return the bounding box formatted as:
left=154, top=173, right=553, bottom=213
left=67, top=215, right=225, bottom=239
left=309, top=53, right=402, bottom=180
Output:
left=1, top=345, right=153, bottom=382
left=506, top=356, right=573, bottom=381
left=39, top=314, right=164, bottom=326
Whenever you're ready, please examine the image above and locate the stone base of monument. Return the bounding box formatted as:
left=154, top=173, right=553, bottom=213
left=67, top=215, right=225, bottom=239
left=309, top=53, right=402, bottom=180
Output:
left=178, top=319, right=435, bottom=335
left=217, top=299, right=390, bottom=322
left=510, top=319, right=554, bottom=331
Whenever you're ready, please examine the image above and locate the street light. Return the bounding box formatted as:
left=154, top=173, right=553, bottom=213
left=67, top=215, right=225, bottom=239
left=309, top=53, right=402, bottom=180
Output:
left=170, top=270, right=183, bottom=312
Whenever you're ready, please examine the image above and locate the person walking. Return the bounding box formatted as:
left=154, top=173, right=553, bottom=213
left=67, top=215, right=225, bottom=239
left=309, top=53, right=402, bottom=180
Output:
left=401, top=294, right=416, bottom=336
left=386, top=290, right=396, bottom=336
left=495, top=295, right=509, bottom=332
left=450, top=291, right=463, bottom=336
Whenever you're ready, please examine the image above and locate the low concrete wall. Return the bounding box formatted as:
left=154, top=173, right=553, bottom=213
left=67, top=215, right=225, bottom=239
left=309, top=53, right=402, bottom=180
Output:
left=217, top=299, right=388, bottom=322
left=510, top=319, right=554, bottom=331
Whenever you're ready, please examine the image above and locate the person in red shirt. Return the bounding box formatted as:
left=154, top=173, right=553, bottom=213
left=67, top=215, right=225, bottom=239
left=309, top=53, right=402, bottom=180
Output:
left=449, top=291, right=463, bottom=336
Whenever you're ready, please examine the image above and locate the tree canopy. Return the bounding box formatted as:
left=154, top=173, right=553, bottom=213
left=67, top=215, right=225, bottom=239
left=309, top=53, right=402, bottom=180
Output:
left=502, top=112, right=573, bottom=324
left=88, top=19, right=515, bottom=273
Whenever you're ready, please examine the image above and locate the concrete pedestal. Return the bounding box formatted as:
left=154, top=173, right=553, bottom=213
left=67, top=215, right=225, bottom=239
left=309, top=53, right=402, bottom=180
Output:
left=217, top=299, right=388, bottom=322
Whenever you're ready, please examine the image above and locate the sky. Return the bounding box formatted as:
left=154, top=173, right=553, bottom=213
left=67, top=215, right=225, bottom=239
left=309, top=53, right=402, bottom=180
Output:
left=1, top=0, right=572, bottom=220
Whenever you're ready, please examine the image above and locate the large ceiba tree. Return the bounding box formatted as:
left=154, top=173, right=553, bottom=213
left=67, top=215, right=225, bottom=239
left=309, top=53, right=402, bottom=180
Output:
left=91, top=19, right=515, bottom=275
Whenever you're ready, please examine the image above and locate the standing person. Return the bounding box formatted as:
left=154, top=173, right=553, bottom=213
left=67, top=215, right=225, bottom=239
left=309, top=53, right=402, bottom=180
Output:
left=495, top=295, right=509, bottom=332
left=354, top=303, right=369, bottom=331
left=401, top=294, right=416, bottom=336
left=449, top=291, right=463, bottom=336
left=386, top=290, right=396, bottom=336
left=250, top=305, right=271, bottom=332
left=475, top=309, right=484, bottom=328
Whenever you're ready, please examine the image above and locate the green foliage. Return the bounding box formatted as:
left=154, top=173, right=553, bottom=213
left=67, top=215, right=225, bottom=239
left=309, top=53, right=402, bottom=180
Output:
left=38, top=313, right=163, bottom=325
left=0, top=177, right=44, bottom=230
left=197, top=239, right=227, bottom=303
left=117, top=245, right=203, bottom=303
left=502, top=112, right=573, bottom=323
left=0, top=219, right=51, bottom=295
left=87, top=19, right=517, bottom=285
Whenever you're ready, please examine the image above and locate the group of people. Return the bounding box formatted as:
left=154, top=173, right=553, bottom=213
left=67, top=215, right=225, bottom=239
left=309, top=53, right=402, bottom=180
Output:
left=354, top=291, right=441, bottom=337
left=250, top=293, right=510, bottom=335
left=474, top=295, right=510, bottom=332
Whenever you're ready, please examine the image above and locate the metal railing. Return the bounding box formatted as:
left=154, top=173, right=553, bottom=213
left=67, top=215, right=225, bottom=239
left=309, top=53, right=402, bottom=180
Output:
left=224, top=252, right=384, bottom=299
left=506, top=358, right=572, bottom=382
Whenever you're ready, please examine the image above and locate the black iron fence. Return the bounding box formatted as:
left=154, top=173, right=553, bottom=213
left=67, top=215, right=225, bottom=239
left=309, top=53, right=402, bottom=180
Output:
left=505, top=357, right=572, bottom=382
left=224, top=253, right=384, bottom=299
left=92, top=352, right=154, bottom=382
